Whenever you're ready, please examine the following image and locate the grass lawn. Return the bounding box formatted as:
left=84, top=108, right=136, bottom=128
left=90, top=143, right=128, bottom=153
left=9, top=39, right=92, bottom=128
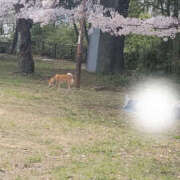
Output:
left=0, top=54, right=179, bottom=180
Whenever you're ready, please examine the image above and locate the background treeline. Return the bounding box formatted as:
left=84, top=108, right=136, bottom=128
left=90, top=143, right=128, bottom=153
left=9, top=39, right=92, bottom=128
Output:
left=0, top=0, right=179, bottom=74
left=125, top=0, right=180, bottom=74
left=31, top=24, right=77, bottom=60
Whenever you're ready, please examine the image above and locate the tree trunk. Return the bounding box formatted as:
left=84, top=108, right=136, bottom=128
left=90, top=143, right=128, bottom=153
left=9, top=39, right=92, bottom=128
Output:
left=10, top=24, right=18, bottom=54
left=73, top=19, right=79, bottom=42
left=0, top=24, right=4, bottom=35
left=75, top=0, right=86, bottom=88
left=17, top=18, right=34, bottom=74
left=171, top=0, right=179, bottom=73
left=112, top=0, right=129, bottom=73
left=166, top=0, right=171, bottom=16
left=83, top=19, right=89, bottom=43
left=110, top=36, right=125, bottom=72
left=98, top=0, right=130, bottom=73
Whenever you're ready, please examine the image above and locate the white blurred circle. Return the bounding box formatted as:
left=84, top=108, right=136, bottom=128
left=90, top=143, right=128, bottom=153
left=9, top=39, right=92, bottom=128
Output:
left=134, top=83, right=177, bottom=133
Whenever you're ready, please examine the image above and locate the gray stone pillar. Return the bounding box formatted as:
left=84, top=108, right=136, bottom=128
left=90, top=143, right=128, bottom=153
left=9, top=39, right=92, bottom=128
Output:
left=86, top=28, right=100, bottom=72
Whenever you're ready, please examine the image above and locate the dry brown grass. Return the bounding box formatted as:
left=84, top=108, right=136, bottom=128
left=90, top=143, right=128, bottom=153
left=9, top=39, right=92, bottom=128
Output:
left=0, top=54, right=179, bottom=180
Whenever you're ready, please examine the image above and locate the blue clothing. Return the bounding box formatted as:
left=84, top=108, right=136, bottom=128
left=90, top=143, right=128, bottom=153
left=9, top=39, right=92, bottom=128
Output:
left=123, top=99, right=138, bottom=113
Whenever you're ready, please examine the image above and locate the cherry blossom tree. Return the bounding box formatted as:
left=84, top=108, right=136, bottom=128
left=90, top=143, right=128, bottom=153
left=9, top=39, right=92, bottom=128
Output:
left=0, top=0, right=71, bottom=73
left=87, top=8, right=179, bottom=38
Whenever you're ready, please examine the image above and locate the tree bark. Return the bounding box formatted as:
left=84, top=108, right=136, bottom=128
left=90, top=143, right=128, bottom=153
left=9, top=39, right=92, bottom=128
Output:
left=173, top=0, right=178, bottom=17
left=98, top=0, right=130, bottom=73
left=111, top=36, right=125, bottom=72
left=0, top=24, right=4, bottom=35
left=166, top=0, right=171, bottom=16
left=171, top=0, right=179, bottom=73
left=73, top=19, right=79, bottom=42
left=10, top=24, right=18, bottom=54
left=75, top=0, right=86, bottom=88
left=16, top=18, right=34, bottom=74
left=83, top=19, right=89, bottom=43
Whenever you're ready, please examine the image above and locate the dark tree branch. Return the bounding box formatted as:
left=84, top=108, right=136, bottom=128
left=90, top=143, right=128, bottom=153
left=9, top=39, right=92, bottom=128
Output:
left=83, top=19, right=89, bottom=43
left=73, top=19, right=79, bottom=42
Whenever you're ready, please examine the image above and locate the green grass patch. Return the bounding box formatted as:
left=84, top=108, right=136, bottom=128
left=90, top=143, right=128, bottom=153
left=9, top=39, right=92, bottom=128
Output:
left=174, top=136, right=180, bottom=139
left=25, top=154, right=42, bottom=167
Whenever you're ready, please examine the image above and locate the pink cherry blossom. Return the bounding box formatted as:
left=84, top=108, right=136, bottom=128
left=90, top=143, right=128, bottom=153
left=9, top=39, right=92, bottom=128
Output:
left=0, top=0, right=179, bottom=38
